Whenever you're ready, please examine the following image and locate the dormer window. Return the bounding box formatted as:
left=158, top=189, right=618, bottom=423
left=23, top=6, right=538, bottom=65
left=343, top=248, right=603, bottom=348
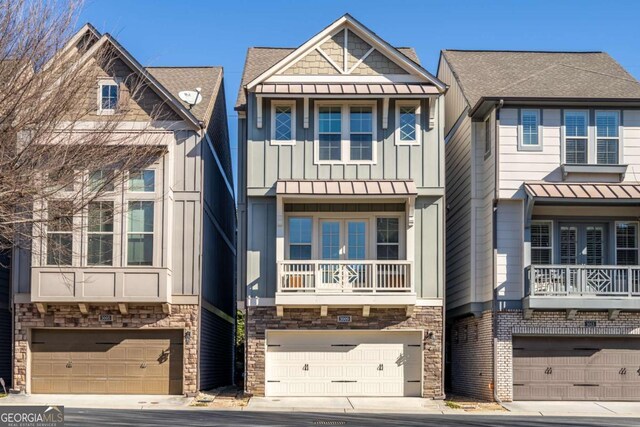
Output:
left=98, top=80, right=119, bottom=114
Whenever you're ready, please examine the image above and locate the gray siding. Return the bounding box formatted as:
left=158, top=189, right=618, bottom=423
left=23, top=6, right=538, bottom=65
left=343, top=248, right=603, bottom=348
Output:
left=415, top=197, right=445, bottom=298
left=246, top=96, right=443, bottom=191
left=245, top=197, right=276, bottom=299
left=438, top=58, right=468, bottom=136
left=444, top=116, right=472, bottom=309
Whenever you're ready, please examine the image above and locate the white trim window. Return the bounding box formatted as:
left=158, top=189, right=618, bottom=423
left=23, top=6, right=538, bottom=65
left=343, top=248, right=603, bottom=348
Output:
left=616, top=222, right=638, bottom=266
left=596, top=111, right=620, bottom=165
left=128, top=170, right=155, bottom=192
left=376, top=217, right=399, bottom=260
left=315, top=101, right=377, bottom=164
left=89, top=170, right=114, bottom=192
left=87, top=201, right=114, bottom=266
left=127, top=201, right=154, bottom=266
left=531, top=221, right=552, bottom=265
left=395, top=101, right=421, bottom=145
left=270, top=100, right=296, bottom=145
left=98, top=79, right=119, bottom=114
left=564, top=110, right=588, bottom=164
left=519, top=109, right=541, bottom=150
left=46, top=201, right=73, bottom=266
left=288, top=217, right=312, bottom=260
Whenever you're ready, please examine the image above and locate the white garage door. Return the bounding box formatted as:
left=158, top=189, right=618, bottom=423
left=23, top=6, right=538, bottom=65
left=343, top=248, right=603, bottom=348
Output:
left=265, top=330, right=422, bottom=397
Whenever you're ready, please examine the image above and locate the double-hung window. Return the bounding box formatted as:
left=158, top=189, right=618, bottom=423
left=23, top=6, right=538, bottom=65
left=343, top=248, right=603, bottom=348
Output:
left=596, top=111, right=620, bottom=165
left=288, top=217, right=312, bottom=260
left=271, top=101, right=296, bottom=144
left=520, top=109, right=541, bottom=150
left=564, top=111, right=588, bottom=164
left=316, top=103, right=376, bottom=163
left=127, top=201, right=154, bottom=266
left=349, top=106, right=373, bottom=161
left=87, top=201, right=114, bottom=266
left=616, top=222, right=638, bottom=265
left=531, top=221, right=552, bottom=265
left=376, top=218, right=399, bottom=260
left=395, top=101, right=421, bottom=145
left=47, top=201, right=73, bottom=266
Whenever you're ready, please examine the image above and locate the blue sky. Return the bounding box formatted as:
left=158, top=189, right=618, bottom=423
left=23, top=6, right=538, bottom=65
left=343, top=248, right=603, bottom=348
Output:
left=78, top=0, right=640, bottom=189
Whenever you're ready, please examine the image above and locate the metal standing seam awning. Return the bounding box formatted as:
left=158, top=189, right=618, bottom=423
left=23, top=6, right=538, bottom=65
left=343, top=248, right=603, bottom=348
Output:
left=524, top=182, right=640, bottom=225
left=276, top=179, right=418, bottom=226
left=255, top=83, right=439, bottom=96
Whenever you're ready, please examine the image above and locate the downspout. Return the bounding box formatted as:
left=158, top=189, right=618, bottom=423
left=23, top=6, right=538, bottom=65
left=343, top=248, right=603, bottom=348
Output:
left=492, top=99, right=503, bottom=404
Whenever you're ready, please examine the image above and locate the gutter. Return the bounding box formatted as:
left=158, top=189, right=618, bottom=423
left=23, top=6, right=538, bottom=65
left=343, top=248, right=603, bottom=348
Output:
left=470, top=96, right=640, bottom=117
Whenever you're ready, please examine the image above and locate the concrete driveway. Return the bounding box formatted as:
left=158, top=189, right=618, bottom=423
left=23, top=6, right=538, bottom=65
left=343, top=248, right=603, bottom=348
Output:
left=503, top=401, right=640, bottom=417
left=0, top=393, right=191, bottom=410
left=246, top=397, right=450, bottom=413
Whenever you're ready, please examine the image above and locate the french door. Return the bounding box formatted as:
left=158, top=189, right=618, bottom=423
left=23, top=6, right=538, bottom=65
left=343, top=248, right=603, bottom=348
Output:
left=559, top=223, right=607, bottom=265
left=319, top=219, right=368, bottom=290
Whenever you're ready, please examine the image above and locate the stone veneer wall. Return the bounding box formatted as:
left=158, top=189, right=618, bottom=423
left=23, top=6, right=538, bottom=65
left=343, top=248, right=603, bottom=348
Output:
left=449, top=311, right=494, bottom=401
left=495, top=310, right=640, bottom=402
left=246, top=306, right=443, bottom=397
left=13, top=303, right=198, bottom=395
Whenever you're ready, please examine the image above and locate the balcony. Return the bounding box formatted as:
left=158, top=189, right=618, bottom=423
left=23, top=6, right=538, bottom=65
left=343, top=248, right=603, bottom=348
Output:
left=275, top=260, right=416, bottom=306
left=30, top=266, right=171, bottom=305
left=524, top=265, right=640, bottom=311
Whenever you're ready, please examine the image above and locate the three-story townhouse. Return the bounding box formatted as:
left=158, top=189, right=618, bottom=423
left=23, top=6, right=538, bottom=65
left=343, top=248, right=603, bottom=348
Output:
left=439, top=50, right=640, bottom=402
left=236, top=14, right=447, bottom=398
left=10, top=24, right=236, bottom=396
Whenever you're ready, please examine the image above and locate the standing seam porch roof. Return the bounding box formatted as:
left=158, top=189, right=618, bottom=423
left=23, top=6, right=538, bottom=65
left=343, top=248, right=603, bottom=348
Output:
left=525, top=182, right=640, bottom=200
left=276, top=180, right=417, bottom=196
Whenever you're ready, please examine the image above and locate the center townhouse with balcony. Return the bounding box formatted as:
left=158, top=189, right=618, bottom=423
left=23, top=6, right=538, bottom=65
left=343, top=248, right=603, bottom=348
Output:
left=236, top=15, right=446, bottom=397
left=10, top=25, right=236, bottom=395
left=439, top=50, right=640, bottom=401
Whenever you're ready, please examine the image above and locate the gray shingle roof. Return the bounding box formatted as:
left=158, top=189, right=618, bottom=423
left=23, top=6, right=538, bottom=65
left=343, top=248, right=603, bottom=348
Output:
left=146, top=66, right=223, bottom=123
left=235, top=47, right=421, bottom=110
left=441, top=50, right=640, bottom=110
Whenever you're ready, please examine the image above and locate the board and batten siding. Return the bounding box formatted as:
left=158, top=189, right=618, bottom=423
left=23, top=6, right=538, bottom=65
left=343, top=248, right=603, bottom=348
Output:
left=498, top=108, right=640, bottom=199
left=245, top=96, right=443, bottom=191
left=495, top=200, right=524, bottom=301
left=444, top=115, right=473, bottom=309
left=245, top=197, right=277, bottom=299
left=437, top=58, right=468, bottom=137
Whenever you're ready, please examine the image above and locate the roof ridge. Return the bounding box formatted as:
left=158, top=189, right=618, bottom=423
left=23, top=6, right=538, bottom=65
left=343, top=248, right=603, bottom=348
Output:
left=145, top=65, right=222, bottom=69
left=442, top=49, right=604, bottom=54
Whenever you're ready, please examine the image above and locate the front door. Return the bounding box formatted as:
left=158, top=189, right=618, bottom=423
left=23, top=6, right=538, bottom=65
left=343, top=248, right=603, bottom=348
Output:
left=320, top=220, right=368, bottom=289
left=559, top=223, right=607, bottom=265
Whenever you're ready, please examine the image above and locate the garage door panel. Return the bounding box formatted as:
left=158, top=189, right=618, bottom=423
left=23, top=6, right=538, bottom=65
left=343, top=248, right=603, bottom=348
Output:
left=513, top=336, right=640, bottom=401
left=31, top=329, right=183, bottom=395
left=266, top=331, right=422, bottom=397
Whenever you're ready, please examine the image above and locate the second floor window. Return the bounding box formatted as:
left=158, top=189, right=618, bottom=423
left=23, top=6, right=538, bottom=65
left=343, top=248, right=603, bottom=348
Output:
left=616, top=222, right=638, bottom=265
left=376, top=217, right=399, bottom=260
left=564, top=111, right=588, bottom=164
left=271, top=101, right=296, bottom=144
left=127, top=201, right=154, bottom=266
left=128, top=170, right=155, bottom=192
left=89, top=170, right=114, bottom=192
left=47, top=201, right=73, bottom=266
left=396, top=102, right=420, bottom=145
left=531, top=222, right=552, bottom=265
left=288, top=217, right=312, bottom=260
left=100, top=83, right=119, bottom=111
left=596, top=111, right=620, bottom=165
left=521, top=109, right=540, bottom=147
left=87, top=201, right=114, bottom=266
left=316, top=103, right=376, bottom=163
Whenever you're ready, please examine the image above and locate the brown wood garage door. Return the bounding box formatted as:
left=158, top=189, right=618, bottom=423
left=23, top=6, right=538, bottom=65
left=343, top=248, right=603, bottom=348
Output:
left=513, top=336, right=640, bottom=401
left=31, top=329, right=183, bottom=395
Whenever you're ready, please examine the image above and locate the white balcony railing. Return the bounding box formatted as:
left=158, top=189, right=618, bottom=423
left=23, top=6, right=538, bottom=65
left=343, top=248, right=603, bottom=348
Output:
left=527, top=265, right=640, bottom=297
left=277, top=260, right=413, bottom=293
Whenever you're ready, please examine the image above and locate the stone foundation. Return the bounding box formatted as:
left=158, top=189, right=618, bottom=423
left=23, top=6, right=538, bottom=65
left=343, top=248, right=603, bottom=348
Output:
left=246, top=305, right=443, bottom=397
left=13, top=303, right=199, bottom=395
left=494, top=310, right=640, bottom=402
left=449, top=311, right=494, bottom=401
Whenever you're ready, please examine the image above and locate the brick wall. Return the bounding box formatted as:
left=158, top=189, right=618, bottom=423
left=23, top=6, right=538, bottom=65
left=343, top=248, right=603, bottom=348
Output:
left=495, top=310, right=640, bottom=401
left=245, top=305, right=443, bottom=398
left=13, top=303, right=199, bottom=395
left=449, top=311, right=494, bottom=401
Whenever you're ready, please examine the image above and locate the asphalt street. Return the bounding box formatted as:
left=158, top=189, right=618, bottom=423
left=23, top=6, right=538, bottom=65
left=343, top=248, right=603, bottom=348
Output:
left=65, top=409, right=640, bottom=427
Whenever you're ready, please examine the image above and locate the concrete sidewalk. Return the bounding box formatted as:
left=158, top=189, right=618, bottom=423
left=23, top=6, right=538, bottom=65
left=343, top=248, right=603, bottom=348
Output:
left=0, top=394, right=191, bottom=410
left=503, top=401, right=640, bottom=417
left=246, top=397, right=453, bottom=413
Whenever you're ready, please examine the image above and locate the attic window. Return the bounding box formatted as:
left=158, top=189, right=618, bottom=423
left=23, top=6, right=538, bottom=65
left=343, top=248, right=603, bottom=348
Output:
left=99, top=80, right=119, bottom=113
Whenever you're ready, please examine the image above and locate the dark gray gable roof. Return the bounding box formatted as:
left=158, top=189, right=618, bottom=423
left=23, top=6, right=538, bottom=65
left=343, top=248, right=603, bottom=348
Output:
left=235, top=47, right=421, bottom=110
left=441, top=50, right=640, bottom=109
left=146, top=66, right=223, bottom=123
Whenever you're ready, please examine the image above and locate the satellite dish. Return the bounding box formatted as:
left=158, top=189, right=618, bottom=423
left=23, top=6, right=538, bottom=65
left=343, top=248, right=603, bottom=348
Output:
left=178, top=87, right=202, bottom=108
